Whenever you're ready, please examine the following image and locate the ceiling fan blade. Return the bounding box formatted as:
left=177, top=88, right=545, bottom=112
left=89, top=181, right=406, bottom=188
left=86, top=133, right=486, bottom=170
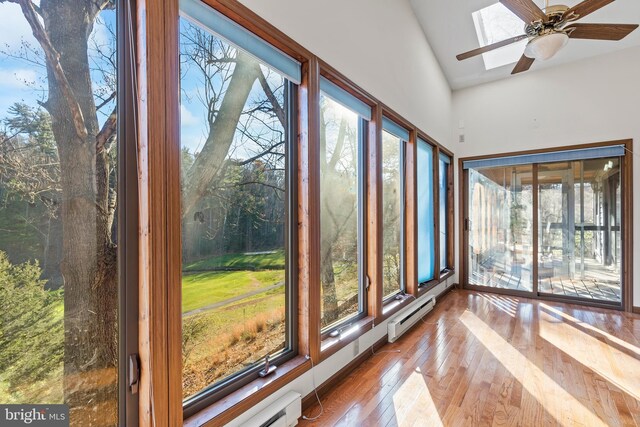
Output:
left=456, top=35, right=529, bottom=61
left=563, top=0, right=615, bottom=21
left=511, top=55, right=535, bottom=74
left=566, top=23, right=639, bottom=40
left=499, top=0, right=546, bottom=24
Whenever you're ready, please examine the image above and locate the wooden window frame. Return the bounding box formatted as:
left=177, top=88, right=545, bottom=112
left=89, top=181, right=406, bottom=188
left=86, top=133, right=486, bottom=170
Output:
left=317, top=67, right=377, bottom=360
left=380, top=112, right=412, bottom=305
left=416, top=132, right=451, bottom=293
left=134, top=0, right=457, bottom=425
left=458, top=139, right=633, bottom=313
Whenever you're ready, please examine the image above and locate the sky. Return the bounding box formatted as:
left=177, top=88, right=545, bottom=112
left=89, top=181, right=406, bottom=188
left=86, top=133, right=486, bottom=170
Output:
left=0, top=2, right=290, bottom=170
left=0, top=2, right=116, bottom=130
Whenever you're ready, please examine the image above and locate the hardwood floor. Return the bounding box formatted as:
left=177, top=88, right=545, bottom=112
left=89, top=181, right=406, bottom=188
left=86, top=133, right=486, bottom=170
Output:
left=300, top=289, right=640, bottom=426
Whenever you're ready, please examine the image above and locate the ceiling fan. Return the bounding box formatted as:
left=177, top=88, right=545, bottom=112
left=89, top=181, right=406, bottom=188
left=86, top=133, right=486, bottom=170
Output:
left=456, top=0, right=639, bottom=74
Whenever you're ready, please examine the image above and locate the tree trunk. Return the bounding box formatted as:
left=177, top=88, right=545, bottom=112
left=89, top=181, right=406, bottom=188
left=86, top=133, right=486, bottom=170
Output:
left=320, top=243, right=339, bottom=326
left=182, top=51, right=260, bottom=219
left=39, top=1, right=118, bottom=424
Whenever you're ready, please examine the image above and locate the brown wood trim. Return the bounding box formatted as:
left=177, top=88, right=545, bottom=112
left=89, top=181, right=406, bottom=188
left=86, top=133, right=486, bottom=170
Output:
left=302, top=335, right=388, bottom=412
left=446, top=153, right=455, bottom=271
left=298, top=57, right=321, bottom=361
left=633, top=306, right=640, bottom=315
left=165, top=0, right=183, bottom=422
left=438, top=143, right=455, bottom=159
left=197, top=0, right=312, bottom=62
left=435, top=147, right=442, bottom=281
left=318, top=60, right=377, bottom=109
left=368, top=105, right=383, bottom=321
left=184, top=356, right=312, bottom=427
left=621, top=139, right=633, bottom=312
left=418, top=279, right=440, bottom=294
left=458, top=159, right=466, bottom=288
left=417, top=271, right=454, bottom=296
left=458, top=139, right=630, bottom=163
left=320, top=316, right=375, bottom=362
left=136, top=0, right=181, bottom=424
left=417, top=129, right=440, bottom=149
left=381, top=106, right=414, bottom=135
left=405, top=129, right=418, bottom=296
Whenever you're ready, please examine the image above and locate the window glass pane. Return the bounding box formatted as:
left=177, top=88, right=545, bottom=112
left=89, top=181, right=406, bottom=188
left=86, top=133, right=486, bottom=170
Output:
left=180, top=17, right=291, bottom=399
left=319, top=94, right=361, bottom=329
left=417, top=141, right=435, bottom=283
left=468, top=166, right=534, bottom=291
left=382, top=130, right=403, bottom=298
left=538, top=159, right=621, bottom=302
left=0, top=2, right=119, bottom=424
left=439, top=158, right=449, bottom=272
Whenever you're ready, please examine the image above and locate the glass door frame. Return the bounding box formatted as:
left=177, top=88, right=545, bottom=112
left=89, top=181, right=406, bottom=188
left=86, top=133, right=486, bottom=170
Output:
left=459, top=140, right=633, bottom=312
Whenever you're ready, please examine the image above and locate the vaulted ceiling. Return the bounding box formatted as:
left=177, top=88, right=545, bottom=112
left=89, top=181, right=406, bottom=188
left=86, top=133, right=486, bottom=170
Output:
left=410, top=0, right=640, bottom=89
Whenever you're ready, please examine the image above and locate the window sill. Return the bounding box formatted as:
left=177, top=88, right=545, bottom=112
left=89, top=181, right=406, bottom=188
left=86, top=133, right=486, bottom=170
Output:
left=439, top=269, right=454, bottom=282
left=320, top=316, right=374, bottom=361
left=183, top=355, right=311, bottom=427
left=418, top=270, right=455, bottom=294
left=379, top=293, right=414, bottom=323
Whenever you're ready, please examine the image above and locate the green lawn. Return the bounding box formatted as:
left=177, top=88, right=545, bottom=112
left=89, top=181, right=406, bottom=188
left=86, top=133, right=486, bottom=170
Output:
left=183, top=250, right=285, bottom=272
left=182, top=269, right=285, bottom=313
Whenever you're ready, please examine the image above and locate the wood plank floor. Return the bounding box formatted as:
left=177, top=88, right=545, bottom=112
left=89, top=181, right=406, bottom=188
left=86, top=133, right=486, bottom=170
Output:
left=300, top=290, right=640, bottom=426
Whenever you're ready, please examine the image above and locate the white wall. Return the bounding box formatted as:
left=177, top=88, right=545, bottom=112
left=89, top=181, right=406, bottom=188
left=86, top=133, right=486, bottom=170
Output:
left=239, top=0, right=453, bottom=146
left=452, top=45, right=640, bottom=307
left=225, top=1, right=455, bottom=424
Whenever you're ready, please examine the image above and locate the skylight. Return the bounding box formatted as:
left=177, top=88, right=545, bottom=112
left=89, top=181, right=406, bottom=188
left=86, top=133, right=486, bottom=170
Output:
left=472, top=2, right=529, bottom=70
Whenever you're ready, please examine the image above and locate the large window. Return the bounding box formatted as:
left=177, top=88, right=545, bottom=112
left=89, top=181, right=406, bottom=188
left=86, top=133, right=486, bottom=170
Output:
left=417, top=139, right=436, bottom=284
left=439, top=153, right=451, bottom=272
left=179, top=1, right=297, bottom=408
left=319, top=80, right=368, bottom=331
left=381, top=120, right=408, bottom=299
left=0, top=1, right=123, bottom=425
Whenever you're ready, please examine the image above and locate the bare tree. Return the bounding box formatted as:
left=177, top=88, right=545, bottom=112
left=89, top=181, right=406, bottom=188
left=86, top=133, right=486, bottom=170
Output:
left=1, top=0, right=118, bottom=424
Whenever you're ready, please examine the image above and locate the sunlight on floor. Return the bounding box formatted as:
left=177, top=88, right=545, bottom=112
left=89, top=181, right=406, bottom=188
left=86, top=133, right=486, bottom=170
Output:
left=540, top=303, right=640, bottom=358
left=391, top=368, right=443, bottom=427
left=478, top=293, right=517, bottom=317
left=460, top=310, right=608, bottom=427
left=539, top=304, right=640, bottom=401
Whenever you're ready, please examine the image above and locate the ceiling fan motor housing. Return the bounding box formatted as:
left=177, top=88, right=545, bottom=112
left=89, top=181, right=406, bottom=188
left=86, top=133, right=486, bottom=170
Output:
left=524, top=4, right=570, bottom=36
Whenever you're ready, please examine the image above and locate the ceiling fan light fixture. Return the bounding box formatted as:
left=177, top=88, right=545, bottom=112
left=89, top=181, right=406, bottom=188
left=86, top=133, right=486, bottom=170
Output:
left=524, top=32, right=569, bottom=60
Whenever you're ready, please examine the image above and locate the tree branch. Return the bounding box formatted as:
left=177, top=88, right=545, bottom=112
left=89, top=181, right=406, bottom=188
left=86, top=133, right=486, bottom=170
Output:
left=10, top=0, right=88, bottom=141
left=96, top=105, right=117, bottom=153
left=257, top=70, right=285, bottom=128
left=96, top=91, right=116, bottom=111
left=229, top=140, right=285, bottom=166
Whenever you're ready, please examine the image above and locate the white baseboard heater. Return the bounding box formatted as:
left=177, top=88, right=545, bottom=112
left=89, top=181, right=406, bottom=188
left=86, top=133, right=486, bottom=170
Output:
left=243, top=391, right=301, bottom=427
left=387, top=294, right=436, bottom=343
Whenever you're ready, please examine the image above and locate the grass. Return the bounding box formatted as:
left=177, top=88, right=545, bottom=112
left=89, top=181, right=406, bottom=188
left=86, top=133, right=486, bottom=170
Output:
left=183, top=250, right=285, bottom=272
left=182, top=269, right=284, bottom=313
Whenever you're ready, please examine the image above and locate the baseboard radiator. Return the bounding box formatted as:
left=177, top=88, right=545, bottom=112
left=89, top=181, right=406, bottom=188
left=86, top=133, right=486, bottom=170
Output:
left=387, top=294, right=436, bottom=343
left=244, top=391, right=302, bottom=427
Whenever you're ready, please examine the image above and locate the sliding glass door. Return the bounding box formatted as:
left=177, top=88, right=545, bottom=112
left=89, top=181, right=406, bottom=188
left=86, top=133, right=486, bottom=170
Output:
left=462, top=144, right=627, bottom=307
left=468, top=165, right=533, bottom=292
left=537, top=159, right=621, bottom=302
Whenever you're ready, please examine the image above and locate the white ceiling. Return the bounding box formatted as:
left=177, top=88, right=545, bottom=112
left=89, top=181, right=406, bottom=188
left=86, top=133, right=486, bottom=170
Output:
left=410, top=0, right=640, bottom=89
